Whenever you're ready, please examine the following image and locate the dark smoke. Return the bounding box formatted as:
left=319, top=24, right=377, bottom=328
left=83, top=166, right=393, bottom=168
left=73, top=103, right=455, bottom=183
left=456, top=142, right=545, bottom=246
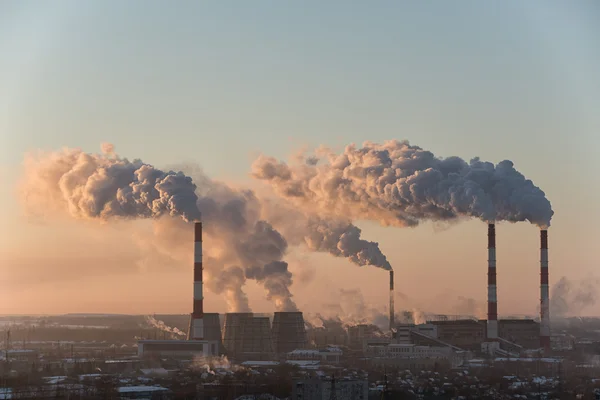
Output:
left=252, top=140, right=554, bottom=228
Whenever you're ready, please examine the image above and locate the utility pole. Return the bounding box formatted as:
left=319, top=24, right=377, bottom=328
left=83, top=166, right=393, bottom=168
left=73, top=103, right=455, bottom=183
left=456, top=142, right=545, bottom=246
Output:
left=381, top=372, right=392, bottom=400
left=329, top=374, right=337, bottom=400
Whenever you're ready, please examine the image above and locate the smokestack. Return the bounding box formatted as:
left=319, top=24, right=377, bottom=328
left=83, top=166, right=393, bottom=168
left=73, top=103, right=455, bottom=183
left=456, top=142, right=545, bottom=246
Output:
left=540, top=229, right=551, bottom=350
left=389, top=270, right=395, bottom=332
left=188, top=221, right=204, bottom=340
left=487, top=223, right=498, bottom=340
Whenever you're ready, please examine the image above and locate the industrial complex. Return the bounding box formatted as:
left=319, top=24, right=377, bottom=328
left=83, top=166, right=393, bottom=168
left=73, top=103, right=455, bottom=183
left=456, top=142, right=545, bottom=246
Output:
left=135, top=221, right=557, bottom=364
left=5, top=219, right=600, bottom=399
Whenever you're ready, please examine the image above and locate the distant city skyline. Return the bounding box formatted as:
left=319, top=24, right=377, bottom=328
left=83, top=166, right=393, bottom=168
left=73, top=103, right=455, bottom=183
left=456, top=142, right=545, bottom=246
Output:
left=0, top=1, right=598, bottom=316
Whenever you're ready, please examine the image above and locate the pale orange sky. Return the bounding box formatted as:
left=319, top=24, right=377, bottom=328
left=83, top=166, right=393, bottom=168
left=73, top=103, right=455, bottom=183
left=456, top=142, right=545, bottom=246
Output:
left=1, top=2, right=598, bottom=317
left=0, top=196, right=596, bottom=317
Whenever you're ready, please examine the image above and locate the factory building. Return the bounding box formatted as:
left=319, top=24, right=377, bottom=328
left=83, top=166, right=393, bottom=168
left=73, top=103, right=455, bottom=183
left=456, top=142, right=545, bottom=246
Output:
left=307, top=326, right=348, bottom=348
left=137, top=340, right=219, bottom=358
left=365, top=343, right=470, bottom=369
left=498, top=319, right=540, bottom=349
left=347, top=324, right=383, bottom=349
left=287, top=347, right=343, bottom=365
left=427, top=320, right=486, bottom=350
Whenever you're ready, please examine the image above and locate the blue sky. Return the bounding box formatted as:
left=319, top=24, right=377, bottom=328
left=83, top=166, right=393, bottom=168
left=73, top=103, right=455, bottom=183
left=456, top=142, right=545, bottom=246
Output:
left=1, top=1, right=599, bottom=314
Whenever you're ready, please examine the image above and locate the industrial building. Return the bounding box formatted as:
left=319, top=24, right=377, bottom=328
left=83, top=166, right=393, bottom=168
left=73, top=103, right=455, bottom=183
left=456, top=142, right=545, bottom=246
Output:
left=137, top=340, right=218, bottom=359
left=498, top=319, right=541, bottom=349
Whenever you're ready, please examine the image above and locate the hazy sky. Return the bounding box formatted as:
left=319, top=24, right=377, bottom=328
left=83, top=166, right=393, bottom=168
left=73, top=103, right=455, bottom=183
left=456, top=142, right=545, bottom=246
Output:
left=1, top=1, right=598, bottom=316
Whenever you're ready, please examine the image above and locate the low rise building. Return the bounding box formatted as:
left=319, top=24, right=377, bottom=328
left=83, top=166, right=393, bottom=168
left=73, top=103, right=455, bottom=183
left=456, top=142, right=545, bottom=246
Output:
left=287, top=346, right=342, bottom=365
left=365, top=343, right=470, bottom=369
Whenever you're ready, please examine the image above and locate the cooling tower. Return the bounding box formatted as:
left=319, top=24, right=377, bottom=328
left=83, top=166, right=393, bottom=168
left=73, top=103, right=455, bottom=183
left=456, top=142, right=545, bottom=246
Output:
left=540, top=229, right=551, bottom=350
left=239, top=317, right=274, bottom=360
left=202, top=313, right=223, bottom=353
left=272, top=311, right=307, bottom=354
left=223, top=313, right=254, bottom=358
left=487, top=223, right=498, bottom=340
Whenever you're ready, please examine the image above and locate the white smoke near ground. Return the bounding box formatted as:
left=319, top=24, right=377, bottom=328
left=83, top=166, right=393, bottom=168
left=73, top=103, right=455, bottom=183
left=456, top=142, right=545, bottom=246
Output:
left=453, top=296, right=486, bottom=319
left=305, top=288, right=394, bottom=331
left=252, top=140, right=554, bottom=228
left=191, top=355, right=246, bottom=374
left=145, top=315, right=186, bottom=338
left=550, top=276, right=600, bottom=318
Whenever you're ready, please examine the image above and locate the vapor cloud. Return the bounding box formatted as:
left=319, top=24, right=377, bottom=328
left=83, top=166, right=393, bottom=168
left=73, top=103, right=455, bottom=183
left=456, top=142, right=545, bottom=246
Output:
left=252, top=140, right=554, bottom=228
left=550, top=276, right=600, bottom=318
left=17, top=145, right=393, bottom=312
left=19, top=146, right=296, bottom=312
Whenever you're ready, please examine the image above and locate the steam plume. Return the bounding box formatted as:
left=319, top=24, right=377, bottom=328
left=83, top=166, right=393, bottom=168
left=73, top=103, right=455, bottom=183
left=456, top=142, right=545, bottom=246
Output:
left=19, top=146, right=297, bottom=311
left=246, top=261, right=297, bottom=312
left=252, top=140, right=554, bottom=228
left=550, top=276, right=600, bottom=317
left=145, top=315, right=186, bottom=337
left=261, top=199, right=391, bottom=270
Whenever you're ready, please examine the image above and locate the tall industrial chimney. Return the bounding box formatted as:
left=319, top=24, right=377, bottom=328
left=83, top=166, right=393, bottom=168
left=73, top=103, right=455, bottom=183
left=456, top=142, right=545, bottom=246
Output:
left=389, top=270, right=395, bottom=331
left=487, top=223, right=498, bottom=340
left=188, top=221, right=204, bottom=340
left=540, top=229, right=550, bottom=350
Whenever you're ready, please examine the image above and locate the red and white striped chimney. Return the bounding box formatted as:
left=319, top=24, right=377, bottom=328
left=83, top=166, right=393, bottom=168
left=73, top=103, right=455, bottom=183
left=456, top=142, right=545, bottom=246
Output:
left=189, top=221, right=204, bottom=340
left=540, top=229, right=551, bottom=350
left=389, top=270, right=395, bottom=332
left=487, top=223, right=498, bottom=340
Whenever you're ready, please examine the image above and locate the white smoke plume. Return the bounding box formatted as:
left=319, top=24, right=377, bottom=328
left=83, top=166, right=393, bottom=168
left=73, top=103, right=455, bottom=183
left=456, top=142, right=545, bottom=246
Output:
left=245, top=261, right=297, bottom=312
left=145, top=315, right=186, bottom=337
left=252, top=140, right=554, bottom=228
left=305, top=288, right=392, bottom=330
left=191, top=355, right=245, bottom=373
left=18, top=145, right=393, bottom=311
left=19, top=146, right=297, bottom=312
left=260, top=198, right=391, bottom=270
left=550, top=276, right=600, bottom=317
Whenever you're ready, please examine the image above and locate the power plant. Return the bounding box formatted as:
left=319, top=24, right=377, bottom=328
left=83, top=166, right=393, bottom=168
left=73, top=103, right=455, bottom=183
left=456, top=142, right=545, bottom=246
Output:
left=137, top=218, right=553, bottom=361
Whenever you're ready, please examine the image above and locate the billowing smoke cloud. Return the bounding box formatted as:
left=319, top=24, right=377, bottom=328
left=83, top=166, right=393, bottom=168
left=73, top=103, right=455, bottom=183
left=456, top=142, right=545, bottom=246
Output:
left=19, top=146, right=297, bottom=311
left=252, top=140, right=554, bottom=228
left=260, top=198, right=391, bottom=270
left=18, top=145, right=394, bottom=312
left=550, top=276, right=600, bottom=317
left=246, top=261, right=297, bottom=312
